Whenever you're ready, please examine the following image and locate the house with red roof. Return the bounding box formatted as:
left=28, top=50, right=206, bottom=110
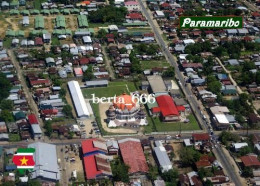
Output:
left=81, top=139, right=113, bottom=180
left=124, top=1, right=140, bottom=11
left=192, top=133, right=210, bottom=146
left=118, top=138, right=148, bottom=175
left=40, top=109, right=58, bottom=117
left=195, top=155, right=216, bottom=170
left=28, top=114, right=39, bottom=125
left=126, top=13, right=145, bottom=21
left=152, top=95, right=185, bottom=121
left=241, top=155, right=260, bottom=169
left=29, top=79, right=51, bottom=88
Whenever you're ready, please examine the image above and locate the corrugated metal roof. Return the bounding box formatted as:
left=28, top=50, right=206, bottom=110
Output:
left=68, top=81, right=90, bottom=118
left=154, top=146, right=172, bottom=172
left=28, top=142, right=60, bottom=181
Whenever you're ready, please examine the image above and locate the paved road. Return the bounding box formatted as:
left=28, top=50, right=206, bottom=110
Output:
left=241, top=0, right=259, bottom=12
left=137, top=1, right=243, bottom=185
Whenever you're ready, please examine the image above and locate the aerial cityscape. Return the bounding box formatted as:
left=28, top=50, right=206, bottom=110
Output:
left=0, top=0, right=260, bottom=185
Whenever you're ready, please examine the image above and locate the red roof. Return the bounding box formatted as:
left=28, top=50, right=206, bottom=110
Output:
left=182, top=63, right=203, bottom=69
left=176, top=105, right=185, bottom=112
left=192, top=133, right=210, bottom=141
left=161, top=2, right=170, bottom=7
left=128, top=13, right=143, bottom=19
left=252, top=12, right=260, bottom=17
left=74, top=68, right=83, bottom=75
left=79, top=57, right=89, bottom=65
left=41, top=109, right=58, bottom=116
left=205, top=30, right=214, bottom=35
left=81, top=139, right=110, bottom=179
left=156, top=95, right=179, bottom=117
left=241, top=155, right=260, bottom=167
left=152, top=107, right=161, bottom=113
left=35, top=37, right=43, bottom=45
left=30, top=79, right=51, bottom=86
left=28, top=114, right=38, bottom=125
left=106, top=33, right=114, bottom=38
left=119, top=139, right=148, bottom=174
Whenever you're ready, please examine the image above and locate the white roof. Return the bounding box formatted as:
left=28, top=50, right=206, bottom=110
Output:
left=233, top=142, right=248, bottom=149
left=183, top=39, right=195, bottom=45
left=155, top=11, right=164, bottom=16
left=28, top=142, right=60, bottom=180
left=68, top=81, right=90, bottom=118
left=154, top=146, right=172, bottom=172
left=215, top=114, right=229, bottom=124
left=184, top=139, right=192, bottom=146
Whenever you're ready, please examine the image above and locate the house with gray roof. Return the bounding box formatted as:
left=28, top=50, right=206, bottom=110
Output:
left=226, top=29, right=238, bottom=36
left=28, top=142, right=60, bottom=181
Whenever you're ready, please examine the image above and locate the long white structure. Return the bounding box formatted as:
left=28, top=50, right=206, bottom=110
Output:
left=68, top=80, right=90, bottom=118
left=154, top=141, right=172, bottom=173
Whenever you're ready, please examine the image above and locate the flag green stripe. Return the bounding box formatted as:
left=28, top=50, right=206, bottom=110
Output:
left=17, top=148, right=35, bottom=153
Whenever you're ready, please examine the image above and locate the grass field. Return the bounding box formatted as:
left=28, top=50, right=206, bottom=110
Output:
left=51, top=37, right=60, bottom=46
left=3, top=38, right=12, bottom=48
left=141, top=60, right=170, bottom=70
left=83, top=81, right=137, bottom=99
left=144, top=114, right=200, bottom=133
left=34, top=0, right=47, bottom=10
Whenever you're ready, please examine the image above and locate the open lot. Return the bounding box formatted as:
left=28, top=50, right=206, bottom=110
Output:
left=144, top=114, right=200, bottom=133
left=82, top=81, right=137, bottom=99
left=140, top=60, right=170, bottom=70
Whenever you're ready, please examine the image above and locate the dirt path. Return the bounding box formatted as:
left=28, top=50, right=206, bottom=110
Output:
left=102, top=45, right=115, bottom=80
left=8, top=50, right=45, bottom=138
left=5, top=18, right=19, bottom=30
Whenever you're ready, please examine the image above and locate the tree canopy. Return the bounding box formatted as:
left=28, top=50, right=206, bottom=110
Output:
left=178, top=147, right=201, bottom=166
left=88, top=6, right=127, bottom=24
left=111, top=158, right=129, bottom=183
left=0, top=72, right=12, bottom=101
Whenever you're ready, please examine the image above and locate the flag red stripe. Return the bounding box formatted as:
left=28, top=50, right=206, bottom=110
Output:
left=12, top=155, right=35, bottom=167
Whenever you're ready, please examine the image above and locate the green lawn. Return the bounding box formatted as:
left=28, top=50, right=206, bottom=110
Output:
left=141, top=60, right=170, bottom=70
left=88, top=22, right=110, bottom=28
left=144, top=114, right=201, bottom=133
left=34, top=0, right=47, bottom=9
left=83, top=81, right=137, bottom=99
left=9, top=133, right=21, bottom=142
left=51, top=37, right=60, bottom=46
left=3, top=38, right=12, bottom=48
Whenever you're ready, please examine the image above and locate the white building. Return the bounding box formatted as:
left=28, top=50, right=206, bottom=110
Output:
left=124, top=1, right=139, bottom=11
left=153, top=141, right=172, bottom=173
left=28, top=142, right=60, bottom=181
left=68, top=81, right=91, bottom=118
left=233, top=143, right=248, bottom=152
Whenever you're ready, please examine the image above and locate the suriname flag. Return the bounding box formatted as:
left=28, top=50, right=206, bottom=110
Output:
left=12, top=148, right=35, bottom=173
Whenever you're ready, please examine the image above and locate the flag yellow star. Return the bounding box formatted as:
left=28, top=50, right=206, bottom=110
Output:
left=19, top=156, right=29, bottom=165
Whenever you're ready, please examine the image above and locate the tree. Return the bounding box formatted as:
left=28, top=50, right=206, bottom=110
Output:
left=239, top=146, right=252, bottom=156
left=160, top=169, right=178, bottom=184
left=0, top=72, right=12, bottom=101
left=96, top=29, right=107, bottom=39
left=111, top=158, right=129, bottom=183
left=162, top=67, right=175, bottom=77
left=243, top=167, right=253, bottom=177
left=0, top=100, right=13, bottom=110
left=0, top=109, right=14, bottom=122
left=204, top=180, right=213, bottom=186
left=59, top=88, right=66, bottom=98
left=45, top=121, right=52, bottom=137
left=62, top=105, right=73, bottom=118
left=147, top=165, right=159, bottom=181
left=179, top=147, right=201, bottom=166
left=207, top=75, right=221, bottom=94
left=219, top=131, right=239, bottom=146
left=83, top=65, right=94, bottom=81
left=27, top=179, right=41, bottom=186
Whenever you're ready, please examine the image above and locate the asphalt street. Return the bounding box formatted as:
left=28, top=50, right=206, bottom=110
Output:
left=137, top=1, right=243, bottom=185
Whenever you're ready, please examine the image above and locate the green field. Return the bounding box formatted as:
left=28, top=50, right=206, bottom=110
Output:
left=34, top=0, right=47, bottom=10
left=144, top=114, right=201, bottom=133
left=83, top=81, right=137, bottom=99
left=141, top=60, right=170, bottom=70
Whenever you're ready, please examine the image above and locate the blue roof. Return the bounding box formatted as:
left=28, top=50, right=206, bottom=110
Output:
left=6, top=164, right=17, bottom=171
left=217, top=73, right=228, bottom=80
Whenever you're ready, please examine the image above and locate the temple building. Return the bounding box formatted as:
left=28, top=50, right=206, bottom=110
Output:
left=106, top=93, right=147, bottom=127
